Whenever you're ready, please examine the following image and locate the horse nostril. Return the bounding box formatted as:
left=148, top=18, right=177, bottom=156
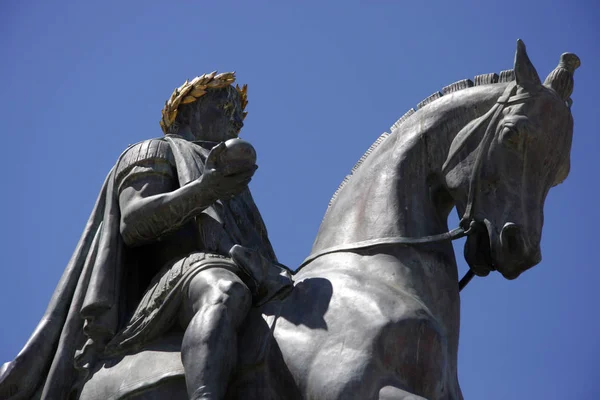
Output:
left=500, top=223, right=522, bottom=254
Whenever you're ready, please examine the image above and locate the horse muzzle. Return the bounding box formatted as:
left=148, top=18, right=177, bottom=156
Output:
left=493, top=222, right=542, bottom=279
left=465, top=221, right=542, bottom=280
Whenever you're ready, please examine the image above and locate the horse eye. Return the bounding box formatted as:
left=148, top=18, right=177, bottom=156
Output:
left=500, top=126, right=522, bottom=151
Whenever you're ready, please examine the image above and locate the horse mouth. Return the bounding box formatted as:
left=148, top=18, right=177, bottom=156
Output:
left=464, top=222, right=494, bottom=277
left=464, top=221, right=541, bottom=280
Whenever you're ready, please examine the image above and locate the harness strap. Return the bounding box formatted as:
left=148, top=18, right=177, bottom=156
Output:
left=299, top=226, right=469, bottom=269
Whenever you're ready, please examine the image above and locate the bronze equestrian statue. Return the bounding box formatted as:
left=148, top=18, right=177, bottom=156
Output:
left=0, top=40, right=579, bottom=400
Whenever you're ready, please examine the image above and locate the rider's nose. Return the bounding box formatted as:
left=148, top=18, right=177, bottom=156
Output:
left=232, top=116, right=244, bottom=131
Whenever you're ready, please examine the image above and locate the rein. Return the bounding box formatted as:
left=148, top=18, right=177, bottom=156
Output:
left=300, top=83, right=535, bottom=292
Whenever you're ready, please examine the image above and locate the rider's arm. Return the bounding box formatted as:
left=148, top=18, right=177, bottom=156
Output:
left=117, top=140, right=253, bottom=247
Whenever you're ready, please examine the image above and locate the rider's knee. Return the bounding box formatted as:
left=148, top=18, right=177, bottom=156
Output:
left=184, top=268, right=251, bottom=324
left=212, top=277, right=252, bottom=310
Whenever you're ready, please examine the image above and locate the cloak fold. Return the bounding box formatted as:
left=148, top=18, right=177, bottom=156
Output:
left=0, top=144, right=129, bottom=399
left=0, top=169, right=117, bottom=399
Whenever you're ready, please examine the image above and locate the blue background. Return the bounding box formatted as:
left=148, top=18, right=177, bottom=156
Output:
left=1, top=1, right=598, bottom=398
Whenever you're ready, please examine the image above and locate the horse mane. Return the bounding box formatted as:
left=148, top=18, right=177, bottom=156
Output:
left=325, top=69, right=516, bottom=213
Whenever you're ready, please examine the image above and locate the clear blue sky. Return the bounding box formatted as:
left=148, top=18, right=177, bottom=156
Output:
left=1, top=1, right=598, bottom=399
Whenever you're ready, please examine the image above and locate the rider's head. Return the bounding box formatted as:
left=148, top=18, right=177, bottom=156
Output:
left=160, top=72, right=248, bottom=142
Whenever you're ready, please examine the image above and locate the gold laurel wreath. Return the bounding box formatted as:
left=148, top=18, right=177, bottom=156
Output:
left=160, top=71, right=248, bottom=134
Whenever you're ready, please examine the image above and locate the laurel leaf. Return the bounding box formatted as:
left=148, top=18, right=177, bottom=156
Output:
left=177, top=80, right=189, bottom=91
left=171, top=95, right=183, bottom=109
left=181, top=96, right=196, bottom=104
left=180, top=84, right=193, bottom=97
left=206, top=80, right=222, bottom=88
left=223, top=73, right=236, bottom=81
left=190, top=88, right=206, bottom=97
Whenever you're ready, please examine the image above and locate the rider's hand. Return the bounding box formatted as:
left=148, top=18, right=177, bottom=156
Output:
left=198, top=142, right=258, bottom=201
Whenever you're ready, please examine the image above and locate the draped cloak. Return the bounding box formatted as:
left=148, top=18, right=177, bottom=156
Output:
left=0, top=135, right=276, bottom=399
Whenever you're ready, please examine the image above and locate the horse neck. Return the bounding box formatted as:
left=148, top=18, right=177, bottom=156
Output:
left=311, top=84, right=507, bottom=254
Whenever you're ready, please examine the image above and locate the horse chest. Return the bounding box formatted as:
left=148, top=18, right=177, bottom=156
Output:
left=274, top=252, right=456, bottom=399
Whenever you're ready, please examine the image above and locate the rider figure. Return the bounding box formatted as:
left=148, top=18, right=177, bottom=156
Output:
left=111, top=72, right=291, bottom=399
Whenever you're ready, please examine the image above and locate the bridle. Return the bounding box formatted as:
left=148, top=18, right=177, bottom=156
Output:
left=299, top=82, right=536, bottom=292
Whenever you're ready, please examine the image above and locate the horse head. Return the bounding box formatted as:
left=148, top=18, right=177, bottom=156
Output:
left=443, top=40, right=579, bottom=280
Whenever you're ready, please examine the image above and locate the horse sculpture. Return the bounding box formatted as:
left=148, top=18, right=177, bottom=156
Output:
left=6, top=40, right=579, bottom=400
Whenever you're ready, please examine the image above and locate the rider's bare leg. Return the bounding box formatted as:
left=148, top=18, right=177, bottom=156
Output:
left=179, top=267, right=252, bottom=400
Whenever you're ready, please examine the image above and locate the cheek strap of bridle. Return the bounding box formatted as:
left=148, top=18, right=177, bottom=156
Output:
left=460, top=83, right=518, bottom=230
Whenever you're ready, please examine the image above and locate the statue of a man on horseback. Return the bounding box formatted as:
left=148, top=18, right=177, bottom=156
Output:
left=0, top=41, right=581, bottom=400
left=0, top=72, right=292, bottom=400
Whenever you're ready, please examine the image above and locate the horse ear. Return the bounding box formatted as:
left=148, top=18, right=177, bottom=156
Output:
left=513, top=39, right=541, bottom=89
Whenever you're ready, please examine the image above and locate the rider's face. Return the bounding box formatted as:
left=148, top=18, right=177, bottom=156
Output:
left=188, top=86, right=244, bottom=142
